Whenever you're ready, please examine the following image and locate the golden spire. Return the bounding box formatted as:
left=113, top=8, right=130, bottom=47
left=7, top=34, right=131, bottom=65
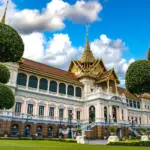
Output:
left=85, top=24, right=90, bottom=51
left=1, top=0, right=9, bottom=24
left=80, top=24, right=95, bottom=63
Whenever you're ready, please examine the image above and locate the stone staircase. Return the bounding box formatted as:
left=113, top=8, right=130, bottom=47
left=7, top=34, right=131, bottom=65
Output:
left=128, top=127, right=141, bottom=136
left=81, top=122, right=97, bottom=135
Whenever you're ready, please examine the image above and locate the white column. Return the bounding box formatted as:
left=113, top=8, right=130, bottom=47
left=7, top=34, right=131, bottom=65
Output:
left=74, top=86, right=76, bottom=97
left=26, top=74, right=29, bottom=89
left=66, top=84, right=68, bottom=96
left=57, top=82, right=59, bottom=94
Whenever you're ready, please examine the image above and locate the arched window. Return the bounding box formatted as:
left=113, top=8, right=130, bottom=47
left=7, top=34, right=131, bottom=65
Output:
left=76, top=87, right=82, bottom=97
left=104, top=106, right=107, bottom=122
left=11, top=124, right=19, bottom=136
left=17, top=73, right=27, bottom=86
left=48, top=127, right=53, bottom=137
left=39, top=78, right=48, bottom=90
left=112, top=106, right=117, bottom=122
left=89, top=106, right=95, bottom=123
left=67, top=85, right=74, bottom=96
left=24, top=125, right=31, bottom=137
left=59, top=83, right=66, bottom=94
left=28, top=75, right=38, bottom=88
left=37, top=126, right=42, bottom=137
left=49, top=80, right=57, bottom=92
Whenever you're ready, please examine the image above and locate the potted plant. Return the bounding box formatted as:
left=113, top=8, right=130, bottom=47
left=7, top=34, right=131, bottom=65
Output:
left=141, top=128, right=147, bottom=135
left=108, top=126, right=116, bottom=136
left=4, top=130, right=8, bottom=138
left=76, top=128, right=82, bottom=136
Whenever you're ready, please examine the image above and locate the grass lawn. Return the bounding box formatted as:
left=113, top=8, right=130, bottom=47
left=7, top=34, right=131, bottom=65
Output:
left=0, top=140, right=149, bottom=150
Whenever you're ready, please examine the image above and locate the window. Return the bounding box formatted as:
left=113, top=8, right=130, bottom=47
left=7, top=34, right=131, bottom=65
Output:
left=148, top=106, right=150, bottom=110
left=49, top=107, right=54, bottom=118
left=17, top=73, right=27, bottom=86
left=137, top=101, right=140, bottom=109
left=67, top=85, right=74, bottom=96
left=76, top=87, right=82, bottom=97
left=129, top=100, right=133, bottom=107
left=133, top=100, right=136, bottom=108
left=27, top=104, right=33, bottom=114
left=145, top=105, right=147, bottom=109
left=59, top=83, right=66, bottom=94
left=104, top=106, right=107, bottom=122
left=76, top=111, right=80, bottom=120
left=15, top=102, right=21, bottom=113
left=28, top=75, right=38, bottom=88
left=59, top=109, right=64, bottom=119
left=39, top=106, right=44, bottom=116
left=39, top=78, right=48, bottom=91
left=49, top=80, right=57, bottom=92
left=135, top=118, right=137, bottom=123
left=139, top=118, right=141, bottom=124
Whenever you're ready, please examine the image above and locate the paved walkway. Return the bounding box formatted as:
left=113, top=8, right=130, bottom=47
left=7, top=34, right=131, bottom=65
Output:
left=85, top=140, right=107, bottom=145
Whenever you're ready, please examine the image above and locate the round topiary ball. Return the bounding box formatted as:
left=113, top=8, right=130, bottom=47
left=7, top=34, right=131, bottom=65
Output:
left=125, top=60, right=150, bottom=94
left=148, top=47, right=150, bottom=61
left=0, top=23, right=24, bottom=62
left=0, top=83, right=15, bottom=109
left=0, top=64, right=10, bottom=84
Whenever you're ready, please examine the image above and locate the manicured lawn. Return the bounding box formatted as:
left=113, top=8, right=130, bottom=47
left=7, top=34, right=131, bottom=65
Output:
left=0, top=140, right=149, bottom=150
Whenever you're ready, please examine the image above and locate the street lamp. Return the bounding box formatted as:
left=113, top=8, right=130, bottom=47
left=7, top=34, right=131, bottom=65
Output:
left=68, top=112, right=73, bottom=138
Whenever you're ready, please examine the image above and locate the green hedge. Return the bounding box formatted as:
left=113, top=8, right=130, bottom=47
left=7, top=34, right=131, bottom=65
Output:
left=0, top=137, right=77, bottom=143
left=108, top=141, right=150, bottom=146
left=0, top=64, right=10, bottom=84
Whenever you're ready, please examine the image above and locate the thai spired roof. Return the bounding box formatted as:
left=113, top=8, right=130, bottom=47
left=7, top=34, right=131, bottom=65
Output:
left=117, top=87, right=140, bottom=100
left=1, top=0, right=9, bottom=24
left=19, top=58, right=83, bottom=86
left=80, top=25, right=95, bottom=63
left=95, top=69, right=120, bottom=84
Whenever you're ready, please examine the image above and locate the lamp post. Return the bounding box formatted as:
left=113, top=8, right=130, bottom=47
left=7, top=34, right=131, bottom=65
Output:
left=68, top=112, right=73, bottom=138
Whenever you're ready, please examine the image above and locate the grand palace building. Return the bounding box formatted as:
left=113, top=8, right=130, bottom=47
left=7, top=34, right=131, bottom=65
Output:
left=0, top=3, right=150, bottom=139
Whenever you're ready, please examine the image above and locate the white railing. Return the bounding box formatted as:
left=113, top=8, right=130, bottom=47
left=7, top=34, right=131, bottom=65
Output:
left=17, top=85, right=82, bottom=101
left=0, top=110, right=80, bottom=124
left=83, top=89, right=125, bottom=101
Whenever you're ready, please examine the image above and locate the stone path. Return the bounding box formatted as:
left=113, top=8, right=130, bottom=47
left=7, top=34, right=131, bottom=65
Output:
left=85, top=140, right=107, bottom=145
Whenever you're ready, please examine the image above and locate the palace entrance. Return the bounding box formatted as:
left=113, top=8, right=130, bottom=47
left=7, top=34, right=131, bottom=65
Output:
left=89, top=106, right=95, bottom=123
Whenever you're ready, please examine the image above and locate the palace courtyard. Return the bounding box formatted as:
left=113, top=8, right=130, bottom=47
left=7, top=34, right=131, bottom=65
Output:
left=0, top=140, right=149, bottom=150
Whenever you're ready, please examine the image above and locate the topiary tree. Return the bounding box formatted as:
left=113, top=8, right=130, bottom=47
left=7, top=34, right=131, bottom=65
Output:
left=0, top=83, right=15, bottom=109
left=148, top=47, right=150, bottom=61
left=125, top=60, right=150, bottom=94
left=0, top=11, right=24, bottom=110
left=0, top=64, right=10, bottom=84
left=0, top=23, right=24, bottom=62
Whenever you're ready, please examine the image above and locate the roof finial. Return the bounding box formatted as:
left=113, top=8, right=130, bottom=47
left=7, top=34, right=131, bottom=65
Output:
left=1, top=0, right=9, bottom=24
left=85, top=23, right=90, bottom=51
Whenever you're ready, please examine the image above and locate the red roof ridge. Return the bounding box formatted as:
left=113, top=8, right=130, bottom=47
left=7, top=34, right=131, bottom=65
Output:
left=21, top=58, right=77, bottom=80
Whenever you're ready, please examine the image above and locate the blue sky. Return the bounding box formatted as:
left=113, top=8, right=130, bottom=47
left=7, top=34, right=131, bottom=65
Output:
left=0, top=0, right=150, bottom=86
left=11, top=0, right=150, bottom=60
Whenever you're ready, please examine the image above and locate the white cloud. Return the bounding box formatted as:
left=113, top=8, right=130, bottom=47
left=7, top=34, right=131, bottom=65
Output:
left=21, top=32, right=45, bottom=61
left=20, top=32, right=134, bottom=80
left=0, top=0, right=103, bottom=34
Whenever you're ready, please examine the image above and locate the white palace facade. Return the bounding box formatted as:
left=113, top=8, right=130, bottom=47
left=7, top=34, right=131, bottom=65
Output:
left=0, top=30, right=150, bottom=138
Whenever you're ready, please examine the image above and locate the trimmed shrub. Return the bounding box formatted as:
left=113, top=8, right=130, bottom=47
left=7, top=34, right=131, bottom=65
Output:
left=148, top=47, right=150, bottom=61
left=108, top=141, right=150, bottom=146
left=0, top=23, right=24, bottom=62
left=125, top=60, right=150, bottom=94
left=0, top=64, right=10, bottom=84
left=0, top=83, right=15, bottom=109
